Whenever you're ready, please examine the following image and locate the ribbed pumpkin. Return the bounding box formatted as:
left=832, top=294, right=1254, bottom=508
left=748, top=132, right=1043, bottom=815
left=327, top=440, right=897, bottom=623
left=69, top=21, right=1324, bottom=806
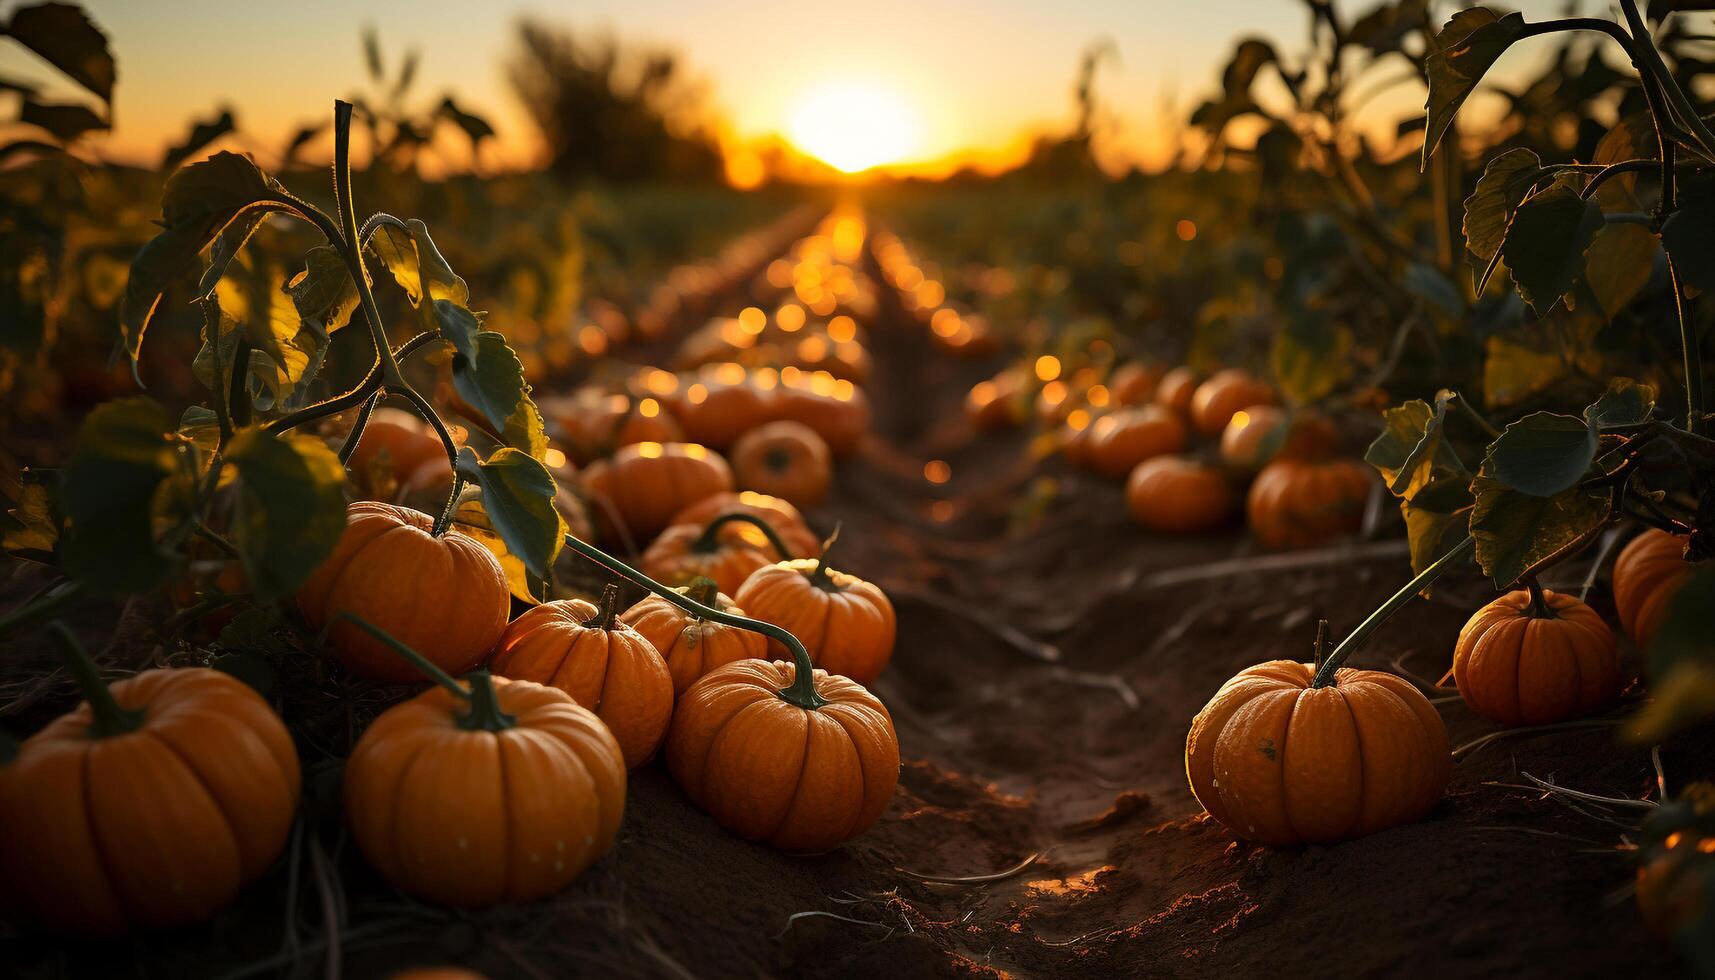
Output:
left=667, top=658, right=899, bottom=852
left=1246, top=457, right=1373, bottom=549
left=1108, top=361, right=1163, bottom=406
left=348, top=406, right=453, bottom=493
left=1221, top=408, right=1340, bottom=472
left=965, top=370, right=1025, bottom=429
left=1613, top=529, right=1695, bottom=649
left=490, top=584, right=675, bottom=769
left=1125, top=455, right=1236, bottom=533
left=1185, top=658, right=1449, bottom=845
left=296, top=502, right=510, bottom=683
left=731, top=420, right=833, bottom=508
left=621, top=580, right=769, bottom=695
left=545, top=389, right=683, bottom=465
left=1189, top=368, right=1277, bottom=437
left=774, top=371, right=870, bottom=456
left=669, top=363, right=774, bottom=449
left=1452, top=585, right=1621, bottom=725
left=1082, top=405, right=1188, bottom=478
left=733, top=540, right=896, bottom=684
left=640, top=512, right=795, bottom=596
left=0, top=627, right=299, bottom=934
left=580, top=441, right=734, bottom=540
left=1153, top=366, right=1202, bottom=416
left=345, top=668, right=625, bottom=906
left=670, top=491, right=821, bottom=557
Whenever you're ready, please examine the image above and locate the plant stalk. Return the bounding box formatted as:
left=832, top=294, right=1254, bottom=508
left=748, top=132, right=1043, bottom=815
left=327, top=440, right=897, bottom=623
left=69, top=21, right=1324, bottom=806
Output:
left=1311, top=536, right=1475, bottom=688
left=48, top=621, right=144, bottom=738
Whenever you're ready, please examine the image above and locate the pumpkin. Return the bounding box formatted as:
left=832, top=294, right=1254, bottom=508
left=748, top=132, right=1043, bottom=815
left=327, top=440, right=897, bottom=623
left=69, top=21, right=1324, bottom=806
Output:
left=0, top=626, right=300, bottom=934
left=670, top=491, right=821, bottom=558
left=774, top=371, right=870, bottom=456
left=296, top=502, right=510, bottom=683
left=345, top=667, right=625, bottom=906
left=1220, top=407, right=1340, bottom=472
left=667, top=659, right=899, bottom=853
left=1082, top=405, right=1188, bottom=479
left=966, top=370, right=1025, bottom=429
left=622, top=579, right=769, bottom=695
left=348, top=406, right=452, bottom=492
left=1613, top=529, right=1695, bottom=649
left=641, top=512, right=796, bottom=596
left=544, top=389, right=683, bottom=466
left=1153, top=366, right=1202, bottom=416
left=580, top=441, right=734, bottom=541
left=669, top=363, right=774, bottom=449
left=1185, top=657, right=1449, bottom=845
left=1246, top=457, right=1374, bottom=549
left=168, top=556, right=248, bottom=638
left=1452, top=585, right=1621, bottom=725
left=733, top=541, right=896, bottom=684
left=1189, top=368, right=1277, bottom=437
left=490, top=584, right=675, bottom=769
left=1107, top=361, right=1163, bottom=406
left=731, top=420, right=833, bottom=508
left=1125, top=455, right=1236, bottom=533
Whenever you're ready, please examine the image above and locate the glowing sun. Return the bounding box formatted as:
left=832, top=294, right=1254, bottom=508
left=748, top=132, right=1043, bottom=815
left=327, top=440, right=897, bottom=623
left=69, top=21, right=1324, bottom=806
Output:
left=786, top=81, right=922, bottom=173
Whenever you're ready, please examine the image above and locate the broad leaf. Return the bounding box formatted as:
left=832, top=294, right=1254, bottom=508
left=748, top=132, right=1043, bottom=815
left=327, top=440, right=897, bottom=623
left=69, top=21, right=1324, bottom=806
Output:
left=1403, top=476, right=1475, bottom=576
left=1662, top=175, right=1715, bottom=293
left=19, top=99, right=105, bottom=142
left=455, top=447, right=563, bottom=580
left=1469, top=471, right=1609, bottom=587
left=1585, top=377, right=1656, bottom=428
left=6, top=2, right=115, bottom=102
left=452, top=497, right=544, bottom=604
left=1269, top=313, right=1350, bottom=405
left=1366, top=392, right=1467, bottom=500
left=59, top=398, right=183, bottom=593
left=452, top=331, right=547, bottom=458
left=163, top=109, right=237, bottom=172
left=222, top=428, right=347, bottom=600
left=1486, top=412, right=1597, bottom=497
left=208, top=257, right=325, bottom=410
left=1581, top=221, right=1658, bottom=321
left=1423, top=9, right=1528, bottom=165
left=1463, top=148, right=1544, bottom=282
left=287, top=245, right=361, bottom=335
left=1501, top=184, right=1604, bottom=314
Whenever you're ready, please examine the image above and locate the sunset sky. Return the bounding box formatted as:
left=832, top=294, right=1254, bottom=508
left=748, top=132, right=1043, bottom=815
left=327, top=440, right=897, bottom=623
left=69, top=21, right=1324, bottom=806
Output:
left=7, top=0, right=1587, bottom=176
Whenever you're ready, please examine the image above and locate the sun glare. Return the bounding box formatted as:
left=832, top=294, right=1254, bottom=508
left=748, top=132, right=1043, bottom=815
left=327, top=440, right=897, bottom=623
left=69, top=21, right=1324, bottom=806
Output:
left=786, top=81, right=922, bottom=174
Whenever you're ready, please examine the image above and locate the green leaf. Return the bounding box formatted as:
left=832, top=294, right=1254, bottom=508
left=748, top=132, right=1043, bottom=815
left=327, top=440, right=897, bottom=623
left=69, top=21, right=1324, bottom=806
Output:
left=453, top=331, right=547, bottom=458
left=1581, top=221, right=1658, bottom=321
left=1662, top=175, right=1715, bottom=293
left=19, top=99, right=106, bottom=142
left=1423, top=9, right=1528, bottom=165
left=178, top=405, right=222, bottom=456
left=1462, top=147, right=1544, bottom=285
left=1585, top=377, right=1656, bottom=428
left=1485, top=412, right=1597, bottom=497
left=455, top=447, right=564, bottom=580
left=222, top=428, right=347, bottom=601
left=369, top=218, right=468, bottom=310
left=211, top=258, right=324, bottom=411
left=163, top=108, right=237, bottom=172
left=1365, top=392, right=1468, bottom=500
left=1269, top=313, right=1350, bottom=406
left=287, top=245, right=361, bottom=335
left=1469, top=471, right=1609, bottom=587
left=59, top=398, right=182, bottom=594
left=5, top=2, right=115, bottom=102
left=452, top=497, right=544, bottom=604
left=1501, top=184, right=1605, bottom=314
left=1403, top=477, right=1475, bottom=576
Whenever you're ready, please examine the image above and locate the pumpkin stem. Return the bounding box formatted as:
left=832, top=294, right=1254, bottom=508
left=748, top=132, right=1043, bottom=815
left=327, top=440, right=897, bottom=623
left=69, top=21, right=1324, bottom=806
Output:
left=1311, top=535, right=1475, bottom=689
left=1525, top=579, right=1557, bottom=619
left=339, top=613, right=469, bottom=699
left=592, top=582, right=622, bottom=631
left=560, top=531, right=828, bottom=710
left=48, top=621, right=145, bottom=738
left=693, top=512, right=794, bottom=559
left=1311, top=619, right=1330, bottom=676
left=808, top=522, right=842, bottom=589
left=685, top=577, right=721, bottom=609
left=456, top=670, right=517, bottom=732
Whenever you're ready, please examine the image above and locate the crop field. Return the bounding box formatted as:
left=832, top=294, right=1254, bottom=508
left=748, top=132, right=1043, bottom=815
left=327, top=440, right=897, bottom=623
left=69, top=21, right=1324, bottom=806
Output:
left=4, top=1, right=1715, bottom=978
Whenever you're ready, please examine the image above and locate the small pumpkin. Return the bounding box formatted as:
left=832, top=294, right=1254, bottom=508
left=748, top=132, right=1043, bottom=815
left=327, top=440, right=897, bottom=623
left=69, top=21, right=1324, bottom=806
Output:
left=621, top=579, right=768, bottom=695
left=731, top=420, right=833, bottom=508
left=774, top=371, right=870, bottom=456
left=296, top=502, right=510, bottom=683
left=669, top=363, right=774, bottom=449
left=343, top=628, right=624, bottom=906
left=1153, top=366, right=1202, bottom=417
left=733, top=533, right=896, bottom=684
left=670, top=491, right=821, bottom=558
left=580, top=441, right=734, bottom=541
left=641, top=512, right=796, bottom=596
left=491, top=584, right=675, bottom=769
left=1186, top=648, right=1449, bottom=845
left=667, top=659, right=899, bottom=853
left=348, top=406, right=453, bottom=492
left=965, top=370, right=1025, bottom=429
left=545, top=389, right=683, bottom=465
left=1613, top=529, right=1695, bottom=649
left=1452, top=584, right=1621, bottom=725
left=1107, top=361, right=1163, bottom=406
left=1189, top=368, right=1277, bottom=437
left=1082, top=405, right=1188, bottom=479
left=1246, top=456, right=1373, bottom=550
left=0, top=625, right=300, bottom=934
left=1125, top=455, right=1236, bottom=533
left=1221, top=407, right=1340, bottom=472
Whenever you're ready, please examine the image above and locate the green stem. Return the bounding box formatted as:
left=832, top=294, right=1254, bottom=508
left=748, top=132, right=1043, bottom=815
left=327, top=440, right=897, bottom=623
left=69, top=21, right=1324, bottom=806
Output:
left=227, top=338, right=254, bottom=431
left=0, top=581, right=85, bottom=642
left=332, top=100, right=405, bottom=387
left=693, top=512, right=794, bottom=559
left=1619, top=0, right=1715, bottom=160
left=338, top=614, right=516, bottom=730
left=562, top=533, right=827, bottom=709
left=1671, top=259, right=1705, bottom=438
left=388, top=384, right=462, bottom=535
left=48, top=622, right=144, bottom=738
left=338, top=390, right=385, bottom=465
left=1311, top=535, right=1475, bottom=688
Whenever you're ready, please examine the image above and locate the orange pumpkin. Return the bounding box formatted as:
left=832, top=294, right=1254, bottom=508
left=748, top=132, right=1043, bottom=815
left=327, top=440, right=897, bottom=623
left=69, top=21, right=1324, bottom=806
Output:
left=1246, top=457, right=1374, bottom=549
left=1185, top=659, right=1449, bottom=845
left=345, top=670, right=625, bottom=906
left=1221, top=407, right=1340, bottom=472
left=1082, top=405, right=1188, bottom=479
left=296, top=502, right=510, bottom=683
left=774, top=371, right=870, bottom=456
left=1153, top=366, right=1202, bottom=416
left=641, top=512, right=795, bottom=596
left=1452, top=586, right=1621, bottom=725
left=667, top=659, right=899, bottom=852
left=670, top=491, right=821, bottom=558
left=1108, top=361, right=1163, bottom=406
left=733, top=545, right=896, bottom=684
left=669, top=363, right=774, bottom=449
left=1613, top=529, right=1695, bottom=649
left=490, top=584, right=675, bottom=769
left=731, top=420, right=833, bottom=508
left=966, top=370, right=1025, bottom=429
left=0, top=627, right=299, bottom=934
left=545, top=389, right=683, bottom=465
left=621, top=579, right=769, bottom=695
left=1189, top=368, right=1277, bottom=437
left=1125, top=455, right=1236, bottom=533
left=167, top=557, right=248, bottom=637
left=348, top=406, right=451, bottom=491
left=580, top=441, right=734, bottom=540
